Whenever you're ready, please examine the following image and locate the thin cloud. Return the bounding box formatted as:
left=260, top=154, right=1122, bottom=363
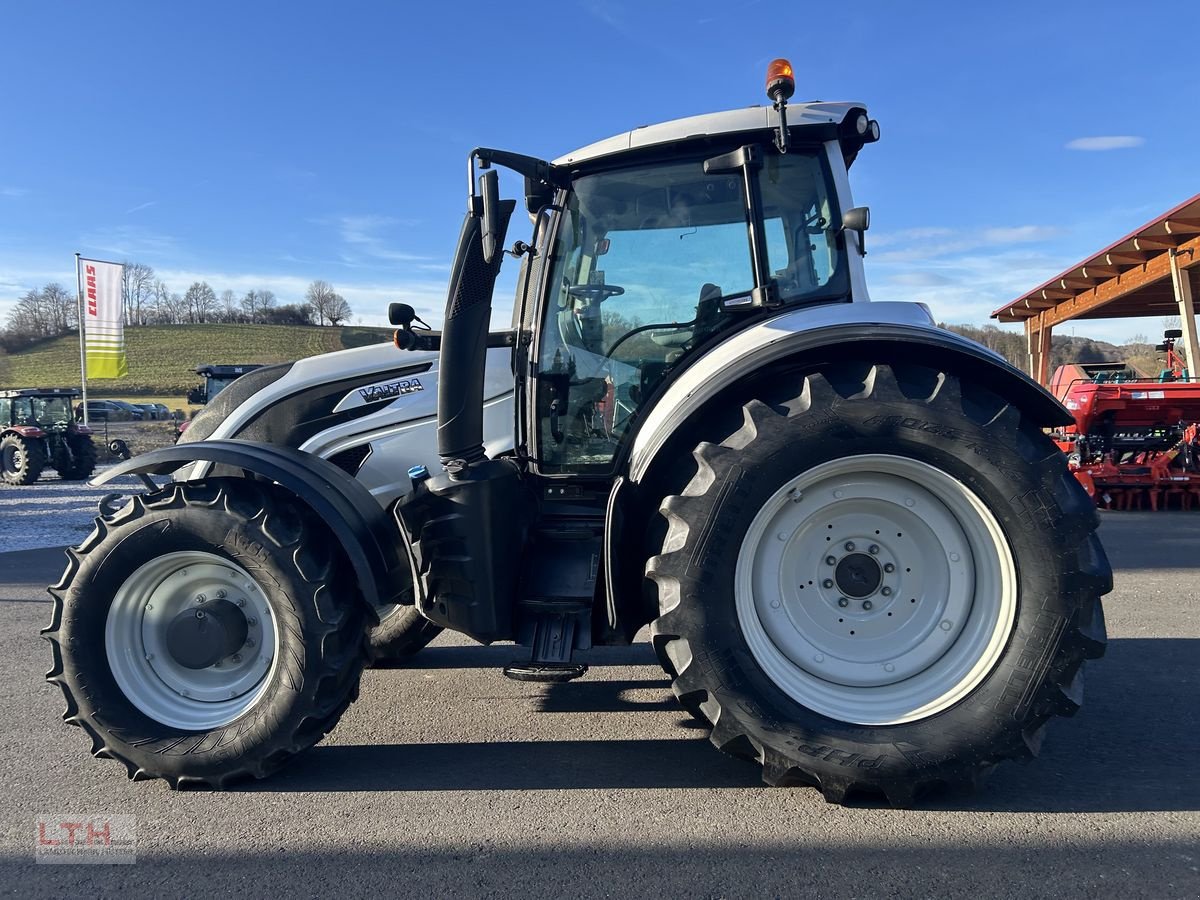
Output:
left=335, top=214, right=434, bottom=264
left=872, top=223, right=1064, bottom=264
left=0, top=186, right=29, bottom=198
left=125, top=200, right=158, bottom=215
left=1065, top=136, right=1145, bottom=151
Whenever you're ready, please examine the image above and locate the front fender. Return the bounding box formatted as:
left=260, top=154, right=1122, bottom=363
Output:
left=627, top=301, right=1069, bottom=483
left=93, top=440, right=408, bottom=612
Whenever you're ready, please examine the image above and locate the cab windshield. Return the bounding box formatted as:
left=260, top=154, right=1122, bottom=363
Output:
left=535, top=149, right=843, bottom=471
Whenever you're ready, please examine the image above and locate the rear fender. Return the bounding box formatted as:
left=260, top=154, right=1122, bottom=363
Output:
left=628, top=301, right=1069, bottom=484
left=93, top=440, right=408, bottom=613
left=607, top=301, right=1071, bottom=638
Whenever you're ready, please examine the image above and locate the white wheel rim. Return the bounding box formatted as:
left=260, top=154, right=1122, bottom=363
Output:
left=105, top=551, right=280, bottom=730
left=735, top=454, right=1016, bottom=725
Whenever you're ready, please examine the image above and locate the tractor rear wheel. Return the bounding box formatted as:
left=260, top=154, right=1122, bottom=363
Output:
left=367, top=604, right=442, bottom=665
left=53, top=433, right=98, bottom=481
left=1, top=433, right=47, bottom=485
left=647, top=360, right=1109, bottom=806
left=43, top=479, right=369, bottom=787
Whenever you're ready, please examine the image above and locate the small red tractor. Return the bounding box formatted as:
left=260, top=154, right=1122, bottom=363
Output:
left=1051, top=329, right=1200, bottom=510
left=1, top=388, right=98, bottom=485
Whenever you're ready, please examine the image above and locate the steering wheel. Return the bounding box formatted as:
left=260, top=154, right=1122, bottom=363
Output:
left=567, top=283, right=625, bottom=301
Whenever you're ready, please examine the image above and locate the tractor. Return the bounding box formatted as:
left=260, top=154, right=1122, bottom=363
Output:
left=1, top=388, right=97, bottom=485
left=44, top=60, right=1110, bottom=805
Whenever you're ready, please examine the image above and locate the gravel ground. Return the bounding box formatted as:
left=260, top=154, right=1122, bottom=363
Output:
left=0, top=422, right=175, bottom=554
left=0, top=466, right=167, bottom=554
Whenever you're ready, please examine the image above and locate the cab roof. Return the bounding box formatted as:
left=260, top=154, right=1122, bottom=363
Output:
left=553, top=102, right=865, bottom=168
left=0, top=387, right=80, bottom=399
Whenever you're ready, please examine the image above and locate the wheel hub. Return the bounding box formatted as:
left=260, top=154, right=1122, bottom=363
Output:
left=165, top=599, right=249, bottom=669
left=834, top=552, right=881, bottom=599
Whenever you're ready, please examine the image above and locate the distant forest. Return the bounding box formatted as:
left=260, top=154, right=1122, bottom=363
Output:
left=940, top=322, right=1180, bottom=377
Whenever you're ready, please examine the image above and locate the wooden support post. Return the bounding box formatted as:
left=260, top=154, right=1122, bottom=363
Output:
left=1170, top=249, right=1200, bottom=378
left=1026, top=315, right=1052, bottom=386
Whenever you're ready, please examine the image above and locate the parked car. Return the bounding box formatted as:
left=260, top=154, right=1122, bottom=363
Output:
left=135, top=403, right=161, bottom=420
left=108, top=400, right=144, bottom=421
left=74, top=399, right=130, bottom=422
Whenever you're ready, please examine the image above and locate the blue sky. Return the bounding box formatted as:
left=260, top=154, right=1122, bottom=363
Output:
left=1, top=1, right=1195, bottom=343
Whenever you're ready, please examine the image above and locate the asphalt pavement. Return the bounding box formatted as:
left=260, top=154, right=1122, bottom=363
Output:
left=0, top=514, right=1197, bottom=898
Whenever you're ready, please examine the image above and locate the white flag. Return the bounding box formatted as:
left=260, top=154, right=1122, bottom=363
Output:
left=81, top=259, right=126, bottom=378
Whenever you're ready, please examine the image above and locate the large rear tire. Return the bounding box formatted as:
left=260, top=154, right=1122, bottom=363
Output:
left=52, top=433, right=98, bottom=481
left=43, top=480, right=369, bottom=788
left=367, top=604, right=442, bottom=665
left=1, top=433, right=47, bottom=485
left=647, top=360, right=1109, bottom=806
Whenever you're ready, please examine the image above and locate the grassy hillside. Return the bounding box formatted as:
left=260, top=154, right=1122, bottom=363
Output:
left=0, top=324, right=393, bottom=396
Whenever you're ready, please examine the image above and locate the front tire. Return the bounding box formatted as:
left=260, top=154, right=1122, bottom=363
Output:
left=648, top=360, right=1110, bottom=806
left=43, top=480, right=369, bottom=788
left=1, top=433, right=47, bottom=485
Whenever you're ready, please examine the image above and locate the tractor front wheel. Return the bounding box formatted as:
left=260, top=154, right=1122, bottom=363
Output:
left=43, top=480, right=369, bottom=787
left=647, top=360, right=1110, bottom=806
left=0, top=433, right=47, bottom=485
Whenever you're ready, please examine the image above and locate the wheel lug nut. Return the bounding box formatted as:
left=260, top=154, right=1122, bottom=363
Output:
left=195, top=593, right=207, bottom=604
left=246, top=638, right=256, bottom=647
left=216, top=589, right=227, bottom=599
left=232, top=654, right=242, bottom=663
left=247, top=617, right=258, bottom=627
left=237, top=598, right=246, bottom=607
left=884, top=563, right=895, bottom=573
left=844, top=541, right=855, bottom=552
left=881, top=587, right=893, bottom=597
left=822, top=579, right=834, bottom=589
left=838, top=597, right=849, bottom=608
left=869, top=544, right=879, bottom=555
left=862, top=600, right=873, bottom=610
left=825, top=555, right=837, bottom=566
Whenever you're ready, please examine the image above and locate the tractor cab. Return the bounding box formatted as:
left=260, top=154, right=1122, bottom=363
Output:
left=390, top=64, right=884, bottom=664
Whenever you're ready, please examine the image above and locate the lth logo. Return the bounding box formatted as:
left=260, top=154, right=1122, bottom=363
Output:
left=35, top=815, right=136, bottom=865
left=38, top=820, right=111, bottom=846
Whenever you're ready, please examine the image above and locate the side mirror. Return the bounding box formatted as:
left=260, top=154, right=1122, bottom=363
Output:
left=388, top=302, right=417, bottom=326
left=480, top=168, right=500, bottom=264
left=842, top=206, right=870, bottom=256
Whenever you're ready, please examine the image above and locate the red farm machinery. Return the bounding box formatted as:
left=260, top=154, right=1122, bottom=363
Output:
left=1051, top=329, right=1200, bottom=510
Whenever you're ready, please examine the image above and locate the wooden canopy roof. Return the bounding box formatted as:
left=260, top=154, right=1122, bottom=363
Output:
left=992, top=193, right=1200, bottom=326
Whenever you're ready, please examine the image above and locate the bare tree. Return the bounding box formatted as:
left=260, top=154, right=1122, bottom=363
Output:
left=2, top=283, right=79, bottom=345
left=241, top=289, right=262, bottom=323
left=219, top=289, right=239, bottom=322
left=148, top=280, right=173, bottom=323
left=120, top=262, right=155, bottom=325
left=305, top=280, right=337, bottom=325
left=183, top=281, right=219, bottom=323
left=42, top=283, right=77, bottom=333
left=326, top=293, right=352, bottom=326
left=240, top=288, right=277, bottom=323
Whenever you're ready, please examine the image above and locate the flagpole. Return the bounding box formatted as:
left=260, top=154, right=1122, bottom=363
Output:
left=75, top=252, right=88, bottom=425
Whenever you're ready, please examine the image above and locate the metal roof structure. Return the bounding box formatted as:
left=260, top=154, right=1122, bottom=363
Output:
left=991, top=193, right=1200, bottom=384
